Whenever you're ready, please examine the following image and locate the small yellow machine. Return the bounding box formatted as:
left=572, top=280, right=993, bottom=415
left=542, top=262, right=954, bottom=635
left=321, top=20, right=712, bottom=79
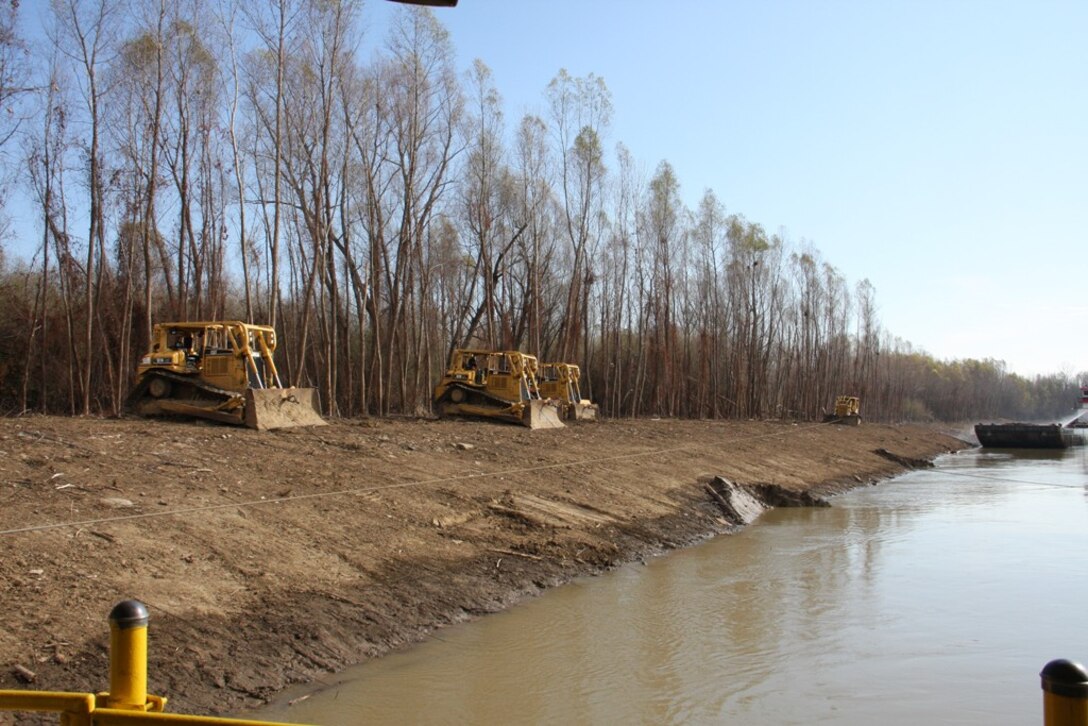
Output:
left=433, top=349, right=564, bottom=429
left=538, top=362, right=598, bottom=421
left=824, top=395, right=861, bottom=425
left=127, top=321, right=325, bottom=430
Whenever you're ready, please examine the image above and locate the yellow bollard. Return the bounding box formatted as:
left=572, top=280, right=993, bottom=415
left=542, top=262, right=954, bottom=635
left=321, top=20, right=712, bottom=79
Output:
left=1042, top=659, right=1088, bottom=726
left=106, top=600, right=151, bottom=711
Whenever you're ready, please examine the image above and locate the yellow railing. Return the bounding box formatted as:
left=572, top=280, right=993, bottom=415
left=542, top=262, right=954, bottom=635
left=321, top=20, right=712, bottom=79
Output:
left=0, top=600, right=311, bottom=726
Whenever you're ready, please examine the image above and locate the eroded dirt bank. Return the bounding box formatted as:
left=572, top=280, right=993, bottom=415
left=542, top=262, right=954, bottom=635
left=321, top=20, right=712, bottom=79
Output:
left=0, top=416, right=968, bottom=719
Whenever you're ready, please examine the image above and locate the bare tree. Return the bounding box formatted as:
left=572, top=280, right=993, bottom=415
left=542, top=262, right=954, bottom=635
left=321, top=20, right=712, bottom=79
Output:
left=277, top=0, right=361, bottom=407
left=642, top=160, right=686, bottom=415
left=112, top=0, right=167, bottom=348
left=0, top=0, right=34, bottom=256
left=361, top=6, right=461, bottom=413
left=25, top=50, right=80, bottom=413
left=246, top=0, right=303, bottom=328
left=453, top=58, right=533, bottom=356
left=51, top=0, right=122, bottom=414
left=215, top=0, right=255, bottom=321
left=546, top=69, right=611, bottom=364
left=511, top=112, right=557, bottom=358
left=690, top=188, right=728, bottom=417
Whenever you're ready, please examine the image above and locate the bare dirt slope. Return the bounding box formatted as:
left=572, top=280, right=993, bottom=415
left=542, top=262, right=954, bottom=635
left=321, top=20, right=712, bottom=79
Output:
left=0, top=415, right=968, bottom=719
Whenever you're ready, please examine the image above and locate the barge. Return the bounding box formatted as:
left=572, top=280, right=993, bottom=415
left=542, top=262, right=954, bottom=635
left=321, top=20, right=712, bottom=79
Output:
left=974, top=422, right=1077, bottom=449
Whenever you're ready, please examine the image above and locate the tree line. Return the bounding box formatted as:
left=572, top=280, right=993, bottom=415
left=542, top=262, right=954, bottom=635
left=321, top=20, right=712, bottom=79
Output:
left=0, top=0, right=1080, bottom=423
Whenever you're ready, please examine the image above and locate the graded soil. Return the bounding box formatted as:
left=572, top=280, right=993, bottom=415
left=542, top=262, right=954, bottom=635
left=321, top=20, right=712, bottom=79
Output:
left=0, top=416, right=968, bottom=720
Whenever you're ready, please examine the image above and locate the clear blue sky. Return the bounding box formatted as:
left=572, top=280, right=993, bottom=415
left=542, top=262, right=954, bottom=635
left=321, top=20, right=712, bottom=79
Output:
left=368, top=0, right=1085, bottom=378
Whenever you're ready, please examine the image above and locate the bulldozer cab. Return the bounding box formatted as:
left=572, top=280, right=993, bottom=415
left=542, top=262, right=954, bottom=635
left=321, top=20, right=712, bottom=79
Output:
left=444, top=349, right=536, bottom=400
left=434, top=349, right=563, bottom=429
left=130, top=321, right=324, bottom=430
left=146, top=322, right=280, bottom=392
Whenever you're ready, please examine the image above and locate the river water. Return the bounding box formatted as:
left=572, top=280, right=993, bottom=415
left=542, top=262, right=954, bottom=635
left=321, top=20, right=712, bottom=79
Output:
left=259, top=446, right=1088, bottom=725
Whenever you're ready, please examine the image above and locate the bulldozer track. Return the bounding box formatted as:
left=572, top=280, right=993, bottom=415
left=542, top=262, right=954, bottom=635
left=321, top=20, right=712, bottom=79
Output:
left=127, top=370, right=241, bottom=410
left=436, top=383, right=521, bottom=417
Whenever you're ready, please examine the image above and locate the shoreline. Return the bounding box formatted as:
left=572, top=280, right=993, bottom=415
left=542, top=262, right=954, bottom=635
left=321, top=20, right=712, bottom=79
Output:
left=0, top=416, right=969, bottom=719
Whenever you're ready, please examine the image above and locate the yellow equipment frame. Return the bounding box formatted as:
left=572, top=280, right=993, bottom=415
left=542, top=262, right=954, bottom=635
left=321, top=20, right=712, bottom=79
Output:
left=0, top=601, right=311, bottom=726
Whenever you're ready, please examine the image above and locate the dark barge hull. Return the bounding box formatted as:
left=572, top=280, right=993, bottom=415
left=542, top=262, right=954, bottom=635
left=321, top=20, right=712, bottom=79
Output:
left=974, top=423, right=1075, bottom=449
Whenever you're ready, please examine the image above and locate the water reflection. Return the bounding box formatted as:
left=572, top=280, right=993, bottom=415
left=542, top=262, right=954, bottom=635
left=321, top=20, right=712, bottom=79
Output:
left=258, top=448, right=1088, bottom=725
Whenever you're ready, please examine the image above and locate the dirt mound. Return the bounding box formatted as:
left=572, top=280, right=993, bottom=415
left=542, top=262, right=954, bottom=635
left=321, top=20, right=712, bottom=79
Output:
left=0, top=415, right=967, bottom=720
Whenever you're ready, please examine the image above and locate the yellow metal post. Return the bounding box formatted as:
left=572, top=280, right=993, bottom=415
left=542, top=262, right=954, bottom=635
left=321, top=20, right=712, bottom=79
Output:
left=2, top=600, right=307, bottom=725
left=1042, top=659, right=1088, bottom=726
left=106, top=600, right=152, bottom=711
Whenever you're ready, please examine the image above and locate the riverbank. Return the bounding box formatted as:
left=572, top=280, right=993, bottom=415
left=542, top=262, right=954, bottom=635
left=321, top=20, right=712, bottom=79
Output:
left=0, top=416, right=968, bottom=719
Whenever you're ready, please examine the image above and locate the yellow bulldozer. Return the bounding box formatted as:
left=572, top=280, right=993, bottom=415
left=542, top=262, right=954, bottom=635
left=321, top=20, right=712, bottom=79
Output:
left=433, top=349, right=564, bottom=429
left=126, top=321, right=326, bottom=430
left=537, top=362, right=598, bottom=421
left=823, top=395, right=861, bottom=426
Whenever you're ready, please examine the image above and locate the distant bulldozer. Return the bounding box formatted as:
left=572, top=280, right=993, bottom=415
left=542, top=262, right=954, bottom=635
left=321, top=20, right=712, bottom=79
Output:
left=433, top=349, right=564, bottom=429
left=127, top=321, right=326, bottom=430
left=823, top=395, right=861, bottom=426
left=538, top=362, right=598, bottom=421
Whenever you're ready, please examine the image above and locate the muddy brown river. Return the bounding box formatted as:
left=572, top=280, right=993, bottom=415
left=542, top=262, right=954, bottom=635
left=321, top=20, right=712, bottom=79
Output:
left=257, top=446, right=1088, bottom=724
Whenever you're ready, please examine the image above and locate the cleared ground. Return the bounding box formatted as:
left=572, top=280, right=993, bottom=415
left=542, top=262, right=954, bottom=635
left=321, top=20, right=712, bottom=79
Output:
left=0, top=415, right=968, bottom=719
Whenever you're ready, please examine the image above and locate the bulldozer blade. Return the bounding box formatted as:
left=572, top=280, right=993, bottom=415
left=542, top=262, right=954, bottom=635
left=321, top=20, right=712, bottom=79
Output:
left=244, top=387, right=327, bottom=430
left=573, top=402, right=599, bottom=421
left=523, top=399, right=565, bottom=430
